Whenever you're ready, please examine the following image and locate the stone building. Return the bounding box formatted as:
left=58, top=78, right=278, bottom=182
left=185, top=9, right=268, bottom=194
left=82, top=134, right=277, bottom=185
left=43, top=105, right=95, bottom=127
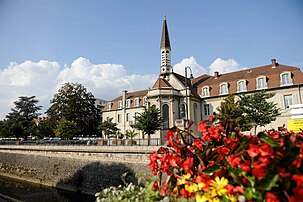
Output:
left=102, top=17, right=303, bottom=140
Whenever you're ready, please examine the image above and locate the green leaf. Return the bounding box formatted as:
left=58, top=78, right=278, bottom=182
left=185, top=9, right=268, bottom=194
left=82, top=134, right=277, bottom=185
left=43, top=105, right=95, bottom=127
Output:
left=202, top=165, right=221, bottom=175
left=279, top=147, right=300, bottom=166
left=256, top=174, right=279, bottom=191
left=258, top=132, right=280, bottom=148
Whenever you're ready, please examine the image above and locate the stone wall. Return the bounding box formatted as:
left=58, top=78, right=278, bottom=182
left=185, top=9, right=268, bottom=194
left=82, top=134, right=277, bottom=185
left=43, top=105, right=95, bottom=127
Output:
left=0, top=145, right=160, bottom=195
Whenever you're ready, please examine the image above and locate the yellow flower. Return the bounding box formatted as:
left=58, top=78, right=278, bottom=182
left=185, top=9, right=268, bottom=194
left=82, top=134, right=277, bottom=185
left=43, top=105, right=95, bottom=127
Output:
left=176, top=173, right=191, bottom=185
left=196, top=193, right=209, bottom=202
left=209, top=176, right=228, bottom=196
left=226, top=194, right=238, bottom=202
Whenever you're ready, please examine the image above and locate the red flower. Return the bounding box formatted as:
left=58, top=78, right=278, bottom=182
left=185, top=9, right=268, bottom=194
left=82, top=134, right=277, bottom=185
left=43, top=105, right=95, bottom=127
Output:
left=259, top=143, right=274, bottom=157
left=227, top=155, right=241, bottom=168
left=169, top=156, right=182, bottom=167
left=164, top=130, right=174, bottom=139
left=266, top=192, right=279, bottom=202
left=247, top=144, right=259, bottom=158
left=292, top=175, right=303, bottom=187
left=193, top=139, right=203, bottom=150
left=240, top=160, right=251, bottom=172
left=182, top=157, right=194, bottom=172
left=198, top=121, right=208, bottom=132
left=252, top=162, right=266, bottom=180
left=152, top=181, right=159, bottom=190
left=209, top=115, right=215, bottom=122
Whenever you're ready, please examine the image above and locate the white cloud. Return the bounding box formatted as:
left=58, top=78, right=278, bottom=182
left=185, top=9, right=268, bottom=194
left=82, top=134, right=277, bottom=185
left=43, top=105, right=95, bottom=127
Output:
left=208, top=58, right=245, bottom=74
left=173, top=56, right=208, bottom=77
left=0, top=57, right=157, bottom=119
left=0, top=56, right=245, bottom=119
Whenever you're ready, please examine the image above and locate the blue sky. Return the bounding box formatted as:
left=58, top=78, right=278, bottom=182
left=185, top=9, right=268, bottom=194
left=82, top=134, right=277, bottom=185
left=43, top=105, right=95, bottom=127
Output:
left=0, top=0, right=303, bottom=119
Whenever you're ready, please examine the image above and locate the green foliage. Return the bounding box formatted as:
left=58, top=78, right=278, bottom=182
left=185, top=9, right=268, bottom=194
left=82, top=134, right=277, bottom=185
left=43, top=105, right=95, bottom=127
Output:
left=98, top=117, right=119, bottom=139
left=47, top=82, right=100, bottom=136
left=124, top=129, right=138, bottom=140
left=30, top=119, right=55, bottom=139
left=95, top=180, right=175, bottom=202
left=54, top=118, right=78, bottom=139
left=134, top=105, right=163, bottom=138
left=5, top=96, right=42, bottom=139
left=239, top=91, right=281, bottom=134
left=217, top=94, right=251, bottom=134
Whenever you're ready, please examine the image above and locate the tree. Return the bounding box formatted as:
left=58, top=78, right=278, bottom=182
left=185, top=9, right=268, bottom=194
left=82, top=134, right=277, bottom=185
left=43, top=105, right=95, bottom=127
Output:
left=98, top=117, right=119, bottom=139
left=46, top=82, right=100, bottom=136
left=134, top=105, right=163, bottom=141
left=6, top=96, right=42, bottom=139
left=54, top=118, right=78, bottom=139
left=239, top=91, right=281, bottom=135
left=217, top=94, right=251, bottom=135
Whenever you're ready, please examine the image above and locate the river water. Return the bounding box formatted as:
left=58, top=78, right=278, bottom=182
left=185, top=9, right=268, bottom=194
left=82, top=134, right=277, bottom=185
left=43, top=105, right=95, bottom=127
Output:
left=0, top=175, right=95, bottom=202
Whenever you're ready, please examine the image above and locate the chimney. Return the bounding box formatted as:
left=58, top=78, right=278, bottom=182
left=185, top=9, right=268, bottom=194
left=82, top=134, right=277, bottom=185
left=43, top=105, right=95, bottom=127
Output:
left=214, top=71, right=219, bottom=79
left=122, top=90, right=127, bottom=108
left=271, top=59, right=277, bottom=68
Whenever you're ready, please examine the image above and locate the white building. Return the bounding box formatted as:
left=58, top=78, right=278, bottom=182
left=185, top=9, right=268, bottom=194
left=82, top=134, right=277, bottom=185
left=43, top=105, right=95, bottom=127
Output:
left=102, top=17, right=303, bottom=140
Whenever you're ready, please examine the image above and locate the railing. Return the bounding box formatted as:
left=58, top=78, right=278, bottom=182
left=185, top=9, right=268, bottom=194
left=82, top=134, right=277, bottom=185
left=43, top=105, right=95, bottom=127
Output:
left=0, top=138, right=166, bottom=146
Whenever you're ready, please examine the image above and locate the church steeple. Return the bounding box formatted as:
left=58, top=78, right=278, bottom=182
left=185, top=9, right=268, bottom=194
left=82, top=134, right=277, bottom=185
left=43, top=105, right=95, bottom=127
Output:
left=160, top=16, right=172, bottom=76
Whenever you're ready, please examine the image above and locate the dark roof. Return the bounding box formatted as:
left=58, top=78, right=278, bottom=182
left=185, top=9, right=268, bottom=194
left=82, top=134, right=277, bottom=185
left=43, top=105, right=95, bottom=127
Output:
left=160, top=16, right=171, bottom=49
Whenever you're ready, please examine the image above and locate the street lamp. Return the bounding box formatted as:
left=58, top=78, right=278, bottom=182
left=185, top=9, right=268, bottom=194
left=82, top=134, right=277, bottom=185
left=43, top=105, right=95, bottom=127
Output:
left=184, top=66, right=194, bottom=122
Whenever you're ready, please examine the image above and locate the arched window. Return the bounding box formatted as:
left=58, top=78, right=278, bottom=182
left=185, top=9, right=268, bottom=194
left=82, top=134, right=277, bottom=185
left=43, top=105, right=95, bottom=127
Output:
left=180, top=103, right=186, bottom=119
left=280, top=72, right=293, bottom=86
left=237, top=80, right=247, bottom=92
left=256, top=76, right=267, bottom=89
left=220, top=83, right=228, bottom=95
left=201, top=86, right=210, bottom=97
left=162, top=104, right=169, bottom=129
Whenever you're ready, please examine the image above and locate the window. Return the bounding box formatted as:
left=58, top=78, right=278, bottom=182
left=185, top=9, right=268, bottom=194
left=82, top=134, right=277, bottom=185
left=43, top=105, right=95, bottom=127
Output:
left=284, top=95, right=293, bottom=108
left=126, top=113, right=130, bottom=121
left=180, top=103, right=186, bottom=119
left=202, top=86, right=210, bottom=97
left=237, top=80, right=247, bottom=92
left=203, top=104, right=210, bottom=116
left=162, top=104, right=169, bottom=129
left=256, top=76, right=267, bottom=89
left=134, top=98, right=140, bottom=107
left=118, top=100, right=123, bottom=109
left=134, top=112, right=140, bottom=124
left=143, top=97, right=147, bottom=106
left=281, top=72, right=293, bottom=86
left=126, top=99, right=131, bottom=108
left=220, top=83, right=228, bottom=95
left=107, top=103, right=112, bottom=110
left=117, top=114, right=121, bottom=123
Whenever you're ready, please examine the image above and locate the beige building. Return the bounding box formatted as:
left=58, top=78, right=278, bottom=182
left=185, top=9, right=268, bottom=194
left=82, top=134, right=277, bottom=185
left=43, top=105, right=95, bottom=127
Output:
left=102, top=17, right=303, bottom=140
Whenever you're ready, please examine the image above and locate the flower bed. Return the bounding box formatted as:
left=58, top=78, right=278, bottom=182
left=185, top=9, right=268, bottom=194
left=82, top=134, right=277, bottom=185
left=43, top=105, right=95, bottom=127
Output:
left=148, top=117, right=303, bottom=201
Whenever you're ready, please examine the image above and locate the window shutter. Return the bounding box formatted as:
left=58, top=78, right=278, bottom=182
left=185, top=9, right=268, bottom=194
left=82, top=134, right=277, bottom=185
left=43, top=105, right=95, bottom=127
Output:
left=280, top=95, right=285, bottom=109
left=293, top=94, right=298, bottom=105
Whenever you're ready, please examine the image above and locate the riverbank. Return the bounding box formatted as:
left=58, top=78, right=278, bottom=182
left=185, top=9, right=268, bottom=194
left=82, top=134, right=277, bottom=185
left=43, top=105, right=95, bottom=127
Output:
left=0, top=145, right=155, bottom=195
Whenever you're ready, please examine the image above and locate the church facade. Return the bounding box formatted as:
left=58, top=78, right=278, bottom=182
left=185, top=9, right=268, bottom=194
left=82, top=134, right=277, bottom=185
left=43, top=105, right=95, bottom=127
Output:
left=102, top=17, right=303, bottom=139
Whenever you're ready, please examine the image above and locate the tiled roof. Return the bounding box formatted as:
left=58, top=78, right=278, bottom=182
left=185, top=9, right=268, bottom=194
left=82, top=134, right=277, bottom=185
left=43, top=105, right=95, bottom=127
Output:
left=152, top=77, right=172, bottom=88
left=195, top=62, right=303, bottom=97
left=105, top=90, right=148, bottom=111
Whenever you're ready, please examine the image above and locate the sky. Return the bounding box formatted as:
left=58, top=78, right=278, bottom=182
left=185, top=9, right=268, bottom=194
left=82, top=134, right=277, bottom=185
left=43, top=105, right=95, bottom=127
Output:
left=0, top=0, right=303, bottom=119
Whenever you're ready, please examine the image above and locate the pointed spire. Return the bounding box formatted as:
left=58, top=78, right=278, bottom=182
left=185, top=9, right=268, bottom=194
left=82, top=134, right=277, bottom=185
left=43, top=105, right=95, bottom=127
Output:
left=160, top=15, right=171, bottom=49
